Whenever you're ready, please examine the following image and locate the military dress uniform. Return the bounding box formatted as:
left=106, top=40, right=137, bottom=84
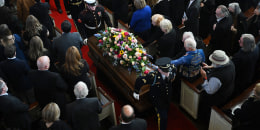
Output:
left=134, top=57, right=176, bottom=130
left=64, top=0, right=85, bottom=21
left=78, top=6, right=112, bottom=38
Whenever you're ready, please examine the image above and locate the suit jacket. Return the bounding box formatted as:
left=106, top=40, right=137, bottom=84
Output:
left=156, top=30, right=182, bottom=58
left=109, top=118, right=147, bottom=130
left=28, top=70, right=68, bottom=109
left=152, top=0, right=170, bottom=17
left=234, top=97, right=260, bottom=129
left=184, top=0, right=200, bottom=36
left=0, top=58, right=31, bottom=91
left=209, top=15, right=233, bottom=56
left=0, top=94, right=31, bottom=129
left=66, top=97, right=102, bottom=130
left=53, top=32, right=83, bottom=64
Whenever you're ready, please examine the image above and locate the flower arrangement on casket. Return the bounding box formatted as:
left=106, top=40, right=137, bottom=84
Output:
left=94, top=27, right=150, bottom=75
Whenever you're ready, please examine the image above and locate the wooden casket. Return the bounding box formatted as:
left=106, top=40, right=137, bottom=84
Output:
left=88, top=36, right=152, bottom=112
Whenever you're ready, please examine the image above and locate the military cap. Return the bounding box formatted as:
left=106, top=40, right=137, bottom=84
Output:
left=155, top=57, right=172, bottom=72
left=84, top=0, right=96, bottom=6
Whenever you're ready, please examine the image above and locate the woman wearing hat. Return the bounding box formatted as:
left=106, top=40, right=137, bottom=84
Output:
left=199, top=50, right=235, bottom=121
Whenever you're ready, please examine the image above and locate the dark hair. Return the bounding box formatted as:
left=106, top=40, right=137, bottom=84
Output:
left=121, top=107, right=135, bottom=123
left=61, top=20, right=71, bottom=33
left=4, top=45, right=16, bottom=58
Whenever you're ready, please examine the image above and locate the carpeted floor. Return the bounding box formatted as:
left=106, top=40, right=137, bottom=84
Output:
left=47, top=0, right=198, bottom=129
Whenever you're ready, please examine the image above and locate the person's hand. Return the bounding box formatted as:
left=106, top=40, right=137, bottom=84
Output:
left=133, top=92, right=139, bottom=100
left=67, top=15, right=72, bottom=19
left=231, top=25, right=237, bottom=32
left=83, top=38, right=88, bottom=45
left=200, top=67, right=207, bottom=79
left=213, top=24, right=216, bottom=31
left=202, top=62, right=213, bottom=69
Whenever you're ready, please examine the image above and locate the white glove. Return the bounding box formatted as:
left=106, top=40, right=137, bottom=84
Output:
left=133, top=92, right=140, bottom=100
left=67, top=14, right=72, bottom=19
left=83, top=38, right=88, bottom=45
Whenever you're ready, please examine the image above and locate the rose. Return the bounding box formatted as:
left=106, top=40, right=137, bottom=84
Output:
left=118, top=54, right=122, bottom=58
left=117, top=43, right=120, bottom=47
left=125, top=45, right=129, bottom=49
left=141, top=62, right=145, bottom=67
left=123, top=54, right=127, bottom=59
left=135, top=52, right=141, bottom=57
left=120, top=60, right=124, bottom=65
left=99, top=39, right=103, bottom=43
left=124, top=32, right=129, bottom=36
left=128, top=48, right=132, bottom=51
left=110, top=48, right=113, bottom=52
left=143, top=56, right=147, bottom=61
left=138, top=56, right=142, bottom=60
left=144, top=70, right=149, bottom=74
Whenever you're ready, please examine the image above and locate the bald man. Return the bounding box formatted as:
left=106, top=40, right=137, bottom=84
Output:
left=109, top=104, right=147, bottom=130
left=28, top=56, right=68, bottom=119
left=233, top=83, right=260, bottom=129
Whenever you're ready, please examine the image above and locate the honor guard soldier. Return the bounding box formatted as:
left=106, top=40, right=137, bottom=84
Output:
left=64, top=0, right=85, bottom=21
left=78, top=0, right=112, bottom=38
left=133, top=57, right=176, bottom=130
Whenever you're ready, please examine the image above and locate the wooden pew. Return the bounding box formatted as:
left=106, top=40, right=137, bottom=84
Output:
left=208, top=81, right=258, bottom=130
left=97, top=87, right=117, bottom=125
left=180, top=77, right=204, bottom=119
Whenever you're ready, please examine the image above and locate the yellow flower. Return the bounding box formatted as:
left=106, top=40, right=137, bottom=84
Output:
left=113, top=35, right=116, bottom=37
left=128, top=37, right=132, bottom=41
left=120, top=50, right=124, bottom=55
left=139, top=50, right=143, bottom=54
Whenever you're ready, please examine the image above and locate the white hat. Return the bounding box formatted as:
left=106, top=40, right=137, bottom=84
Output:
left=84, top=0, right=96, bottom=4
left=0, top=0, right=5, bottom=7
left=209, top=50, right=229, bottom=65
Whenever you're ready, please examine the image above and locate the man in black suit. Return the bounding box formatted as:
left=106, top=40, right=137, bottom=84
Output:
left=66, top=81, right=102, bottom=130
left=0, top=45, right=34, bottom=104
left=182, top=0, right=200, bottom=36
left=206, top=5, right=233, bottom=62
left=109, top=104, right=147, bottom=130
left=0, top=79, right=31, bottom=130
left=233, top=83, right=260, bottom=129
left=52, top=20, right=84, bottom=67
left=28, top=56, right=68, bottom=119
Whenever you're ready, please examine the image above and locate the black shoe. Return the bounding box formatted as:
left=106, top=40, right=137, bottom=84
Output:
left=58, top=8, right=62, bottom=14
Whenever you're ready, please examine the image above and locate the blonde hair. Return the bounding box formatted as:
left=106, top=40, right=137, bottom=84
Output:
left=160, top=19, right=172, bottom=34
left=134, top=0, right=146, bottom=9
left=151, top=14, right=164, bottom=26
left=25, top=15, right=42, bottom=38
left=42, top=102, right=60, bottom=123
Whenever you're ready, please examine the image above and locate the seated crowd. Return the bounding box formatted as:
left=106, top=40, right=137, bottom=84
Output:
left=1, top=0, right=260, bottom=129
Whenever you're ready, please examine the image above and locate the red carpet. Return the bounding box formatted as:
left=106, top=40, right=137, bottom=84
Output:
left=47, top=1, right=197, bottom=129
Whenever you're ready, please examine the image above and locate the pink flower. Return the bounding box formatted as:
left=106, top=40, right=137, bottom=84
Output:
left=144, top=70, right=149, bottom=74
left=99, top=39, right=103, bottom=43
left=119, top=29, right=122, bottom=32
left=117, top=43, right=120, bottom=47
left=138, top=56, right=142, bottom=60
left=124, top=32, right=129, bottom=36
left=125, top=45, right=129, bottom=49
left=118, top=54, right=122, bottom=58
left=128, top=48, right=132, bottom=51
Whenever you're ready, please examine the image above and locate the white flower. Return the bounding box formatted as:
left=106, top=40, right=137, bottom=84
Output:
left=143, top=56, right=147, bottom=61
left=120, top=60, right=124, bottom=65
left=135, top=52, right=141, bottom=57
left=103, top=37, right=107, bottom=41
left=123, top=54, right=127, bottom=59
left=110, top=48, right=113, bottom=52
left=129, top=56, right=132, bottom=59
left=108, top=52, right=112, bottom=56
left=136, top=48, right=139, bottom=52
left=132, top=61, right=135, bottom=65
left=141, top=62, right=145, bottom=67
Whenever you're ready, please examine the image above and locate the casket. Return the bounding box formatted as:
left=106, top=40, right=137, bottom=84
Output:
left=88, top=36, right=152, bottom=112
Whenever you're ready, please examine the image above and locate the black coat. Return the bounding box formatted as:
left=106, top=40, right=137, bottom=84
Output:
left=234, top=97, right=260, bottom=129
left=52, top=32, right=83, bottom=65
left=30, top=1, right=55, bottom=40
left=0, top=94, right=31, bottom=129
left=64, top=0, right=85, bottom=20
left=184, top=0, right=200, bottom=36
left=232, top=46, right=259, bottom=95
left=66, top=97, right=102, bottom=130
left=156, top=30, right=182, bottom=58
left=169, top=0, right=185, bottom=26
left=0, top=58, right=31, bottom=91
left=28, top=70, right=68, bottom=118
left=152, top=0, right=171, bottom=18
left=209, top=15, right=233, bottom=56
left=38, top=120, right=71, bottom=130
left=109, top=118, right=147, bottom=130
